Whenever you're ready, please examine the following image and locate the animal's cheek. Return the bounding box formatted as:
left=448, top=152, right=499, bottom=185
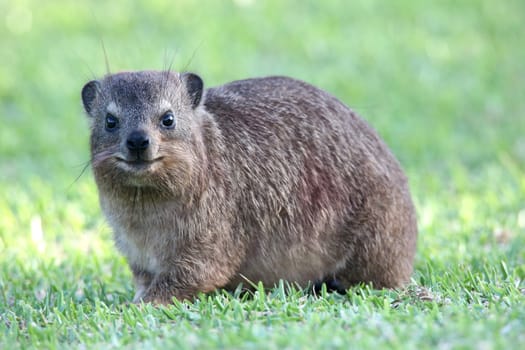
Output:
left=89, top=135, right=106, bottom=154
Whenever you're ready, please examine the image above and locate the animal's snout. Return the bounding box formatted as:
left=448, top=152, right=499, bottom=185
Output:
left=126, top=130, right=150, bottom=151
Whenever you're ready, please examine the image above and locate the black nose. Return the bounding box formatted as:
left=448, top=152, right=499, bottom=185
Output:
left=126, top=130, right=150, bottom=151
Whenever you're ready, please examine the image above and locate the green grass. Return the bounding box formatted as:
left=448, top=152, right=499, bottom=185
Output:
left=1, top=0, right=524, bottom=348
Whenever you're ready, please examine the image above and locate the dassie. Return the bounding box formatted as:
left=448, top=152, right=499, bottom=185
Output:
left=81, top=71, right=417, bottom=304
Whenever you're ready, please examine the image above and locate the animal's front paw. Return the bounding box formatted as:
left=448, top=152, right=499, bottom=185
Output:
left=139, top=288, right=192, bottom=305
left=139, top=294, right=174, bottom=305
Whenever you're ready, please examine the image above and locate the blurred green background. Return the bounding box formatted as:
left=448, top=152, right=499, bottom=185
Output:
left=0, top=0, right=524, bottom=346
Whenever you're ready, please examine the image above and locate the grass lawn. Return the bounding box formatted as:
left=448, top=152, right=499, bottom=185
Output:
left=1, top=0, right=524, bottom=348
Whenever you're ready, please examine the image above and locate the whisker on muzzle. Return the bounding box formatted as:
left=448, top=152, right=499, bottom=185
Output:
left=67, top=160, right=92, bottom=191
left=91, top=148, right=120, bottom=168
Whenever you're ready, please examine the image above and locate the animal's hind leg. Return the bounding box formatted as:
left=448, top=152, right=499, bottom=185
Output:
left=313, top=277, right=348, bottom=294
left=333, top=240, right=414, bottom=290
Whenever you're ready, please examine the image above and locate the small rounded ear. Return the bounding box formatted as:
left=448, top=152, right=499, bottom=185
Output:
left=81, top=80, right=101, bottom=114
left=182, top=73, right=203, bottom=109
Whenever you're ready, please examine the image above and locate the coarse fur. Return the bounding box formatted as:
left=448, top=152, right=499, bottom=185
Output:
left=81, top=71, right=417, bottom=304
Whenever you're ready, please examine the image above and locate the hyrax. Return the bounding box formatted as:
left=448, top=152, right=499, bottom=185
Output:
left=81, top=71, right=417, bottom=304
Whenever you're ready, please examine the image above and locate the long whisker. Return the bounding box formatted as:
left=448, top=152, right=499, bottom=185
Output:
left=182, top=40, right=204, bottom=72
left=161, top=48, right=178, bottom=102
left=67, top=160, right=92, bottom=191
left=101, top=37, right=111, bottom=75
left=91, top=147, right=120, bottom=168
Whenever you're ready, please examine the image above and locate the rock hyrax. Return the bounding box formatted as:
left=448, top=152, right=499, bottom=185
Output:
left=81, top=71, right=417, bottom=304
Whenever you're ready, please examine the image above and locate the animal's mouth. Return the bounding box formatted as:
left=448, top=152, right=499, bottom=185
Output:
left=115, top=157, right=164, bottom=170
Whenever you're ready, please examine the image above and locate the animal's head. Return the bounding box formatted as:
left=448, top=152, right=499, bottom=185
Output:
left=81, top=70, right=204, bottom=191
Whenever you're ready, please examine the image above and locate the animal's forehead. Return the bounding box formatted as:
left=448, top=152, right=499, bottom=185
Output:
left=103, top=71, right=179, bottom=103
left=102, top=71, right=179, bottom=106
left=102, top=71, right=180, bottom=114
left=106, top=71, right=177, bottom=85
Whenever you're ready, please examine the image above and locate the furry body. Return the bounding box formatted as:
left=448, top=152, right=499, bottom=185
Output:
left=81, top=71, right=417, bottom=303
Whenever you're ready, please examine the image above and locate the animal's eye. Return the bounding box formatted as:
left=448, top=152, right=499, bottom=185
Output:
left=161, top=112, right=175, bottom=128
left=105, top=113, right=119, bottom=131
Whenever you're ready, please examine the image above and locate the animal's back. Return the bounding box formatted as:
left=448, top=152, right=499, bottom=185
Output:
left=204, top=76, right=416, bottom=288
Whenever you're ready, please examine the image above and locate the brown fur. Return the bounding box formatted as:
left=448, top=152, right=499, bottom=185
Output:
left=81, top=71, right=417, bottom=304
